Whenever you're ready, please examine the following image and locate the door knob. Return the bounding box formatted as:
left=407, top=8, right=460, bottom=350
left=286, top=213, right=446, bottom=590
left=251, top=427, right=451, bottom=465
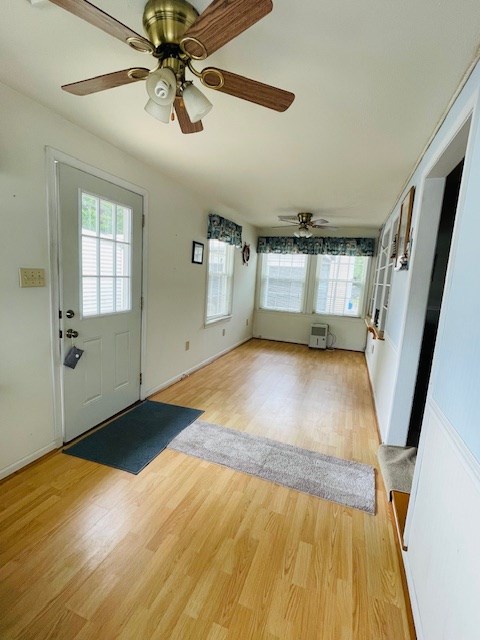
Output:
left=66, top=329, right=79, bottom=339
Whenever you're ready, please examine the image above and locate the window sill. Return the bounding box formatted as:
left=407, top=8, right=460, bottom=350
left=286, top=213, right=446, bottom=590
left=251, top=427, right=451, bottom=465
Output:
left=257, top=308, right=363, bottom=320
left=257, top=308, right=303, bottom=315
left=205, top=315, right=232, bottom=327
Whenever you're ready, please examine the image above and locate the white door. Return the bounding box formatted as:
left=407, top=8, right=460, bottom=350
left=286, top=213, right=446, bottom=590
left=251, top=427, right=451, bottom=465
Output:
left=58, top=164, right=143, bottom=442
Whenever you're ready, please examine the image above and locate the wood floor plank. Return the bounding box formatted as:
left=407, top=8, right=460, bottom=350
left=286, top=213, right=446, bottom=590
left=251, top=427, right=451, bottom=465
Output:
left=0, top=339, right=413, bottom=639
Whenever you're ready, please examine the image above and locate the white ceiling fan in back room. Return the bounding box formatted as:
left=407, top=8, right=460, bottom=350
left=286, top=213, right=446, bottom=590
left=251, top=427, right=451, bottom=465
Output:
left=48, top=0, right=295, bottom=133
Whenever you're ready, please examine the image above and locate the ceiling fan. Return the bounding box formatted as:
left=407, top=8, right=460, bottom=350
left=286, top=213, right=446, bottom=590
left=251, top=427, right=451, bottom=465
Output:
left=49, top=0, right=295, bottom=133
left=276, top=212, right=337, bottom=238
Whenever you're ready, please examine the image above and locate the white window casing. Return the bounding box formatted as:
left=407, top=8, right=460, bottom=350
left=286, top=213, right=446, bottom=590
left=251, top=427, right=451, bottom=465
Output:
left=206, top=239, right=235, bottom=324
left=258, top=253, right=370, bottom=318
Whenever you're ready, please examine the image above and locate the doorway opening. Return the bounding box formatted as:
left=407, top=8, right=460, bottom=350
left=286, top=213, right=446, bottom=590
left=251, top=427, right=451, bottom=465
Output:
left=384, top=115, right=472, bottom=448
left=407, top=159, right=464, bottom=446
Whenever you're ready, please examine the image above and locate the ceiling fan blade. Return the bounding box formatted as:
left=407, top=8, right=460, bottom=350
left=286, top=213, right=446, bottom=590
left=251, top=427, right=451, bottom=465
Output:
left=202, top=68, right=294, bottom=112
left=278, top=216, right=300, bottom=223
left=182, top=0, right=272, bottom=58
left=49, top=0, right=154, bottom=51
left=62, top=68, right=150, bottom=96
left=309, top=218, right=329, bottom=225
left=174, top=98, right=204, bottom=134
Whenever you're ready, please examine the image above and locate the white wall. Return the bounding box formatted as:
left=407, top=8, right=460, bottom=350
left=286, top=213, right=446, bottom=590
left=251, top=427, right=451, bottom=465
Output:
left=404, top=402, right=480, bottom=640
left=0, top=82, right=256, bottom=479
left=428, top=110, right=480, bottom=461
left=365, top=70, right=479, bottom=446
left=365, top=333, right=398, bottom=440
left=253, top=227, right=378, bottom=351
left=254, top=310, right=368, bottom=351
left=366, top=60, right=480, bottom=638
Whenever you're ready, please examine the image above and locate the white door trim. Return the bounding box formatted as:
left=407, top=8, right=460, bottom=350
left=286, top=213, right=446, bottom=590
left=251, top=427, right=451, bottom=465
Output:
left=46, top=147, right=149, bottom=442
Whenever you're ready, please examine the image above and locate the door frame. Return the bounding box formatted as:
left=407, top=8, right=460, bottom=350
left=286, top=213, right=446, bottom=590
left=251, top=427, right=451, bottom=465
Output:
left=46, top=147, right=149, bottom=443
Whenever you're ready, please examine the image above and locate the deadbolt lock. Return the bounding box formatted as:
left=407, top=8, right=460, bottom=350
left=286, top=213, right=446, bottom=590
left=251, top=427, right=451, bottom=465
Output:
left=65, top=310, right=75, bottom=319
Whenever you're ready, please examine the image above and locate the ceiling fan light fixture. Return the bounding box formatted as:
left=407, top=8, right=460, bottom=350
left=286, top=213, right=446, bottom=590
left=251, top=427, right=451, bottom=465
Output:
left=144, top=98, right=172, bottom=123
left=51, top=0, right=294, bottom=134
left=146, top=68, right=177, bottom=105
left=182, top=82, right=213, bottom=123
left=294, top=227, right=313, bottom=238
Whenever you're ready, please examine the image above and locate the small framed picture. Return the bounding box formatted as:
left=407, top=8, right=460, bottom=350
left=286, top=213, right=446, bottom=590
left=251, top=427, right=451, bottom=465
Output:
left=395, top=186, right=415, bottom=269
left=192, top=241, right=204, bottom=264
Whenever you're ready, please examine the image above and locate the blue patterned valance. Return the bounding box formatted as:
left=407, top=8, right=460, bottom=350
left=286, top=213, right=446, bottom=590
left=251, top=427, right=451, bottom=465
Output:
left=257, top=236, right=375, bottom=257
left=207, top=213, right=242, bottom=248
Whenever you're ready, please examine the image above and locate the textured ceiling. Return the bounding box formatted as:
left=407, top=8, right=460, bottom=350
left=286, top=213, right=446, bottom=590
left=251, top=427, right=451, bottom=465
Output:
left=2, top=0, right=480, bottom=228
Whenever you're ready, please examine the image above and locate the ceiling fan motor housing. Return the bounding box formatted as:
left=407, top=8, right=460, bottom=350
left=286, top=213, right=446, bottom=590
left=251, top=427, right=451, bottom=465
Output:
left=143, top=0, right=199, bottom=49
left=297, top=212, right=313, bottom=224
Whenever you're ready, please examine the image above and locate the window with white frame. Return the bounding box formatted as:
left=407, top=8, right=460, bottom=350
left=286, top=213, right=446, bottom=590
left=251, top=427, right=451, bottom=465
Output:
left=81, top=192, right=132, bottom=317
left=258, top=253, right=370, bottom=317
left=314, top=254, right=369, bottom=316
left=206, top=239, right=234, bottom=323
left=259, top=253, right=308, bottom=312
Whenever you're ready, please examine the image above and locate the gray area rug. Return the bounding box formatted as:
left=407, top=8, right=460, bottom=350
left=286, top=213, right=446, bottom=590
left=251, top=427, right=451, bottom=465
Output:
left=377, top=445, right=417, bottom=499
left=169, top=421, right=376, bottom=514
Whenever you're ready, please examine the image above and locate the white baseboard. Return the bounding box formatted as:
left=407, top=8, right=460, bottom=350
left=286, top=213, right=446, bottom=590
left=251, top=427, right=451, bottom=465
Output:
left=253, top=334, right=363, bottom=352
left=0, top=439, right=62, bottom=481
left=143, top=337, right=252, bottom=398
left=253, top=334, right=308, bottom=346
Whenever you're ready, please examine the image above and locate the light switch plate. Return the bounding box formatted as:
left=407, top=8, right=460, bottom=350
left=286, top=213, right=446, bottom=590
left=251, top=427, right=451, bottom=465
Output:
left=19, top=268, right=46, bottom=288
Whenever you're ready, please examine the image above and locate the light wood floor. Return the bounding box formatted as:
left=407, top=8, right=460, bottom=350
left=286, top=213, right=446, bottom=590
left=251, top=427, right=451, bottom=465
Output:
left=0, top=339, right=413, bottom=639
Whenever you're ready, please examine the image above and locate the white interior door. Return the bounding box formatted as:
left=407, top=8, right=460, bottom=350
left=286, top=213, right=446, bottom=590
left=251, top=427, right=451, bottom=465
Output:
left=58, top=163, right=143, bottom=442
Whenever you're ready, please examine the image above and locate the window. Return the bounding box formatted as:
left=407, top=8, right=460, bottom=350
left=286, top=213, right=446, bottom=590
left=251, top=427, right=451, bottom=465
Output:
left=259, top=253, right=308, bottom=312
left=258, top=253, right=370, bottom=317
left=81, top=192, right=132, bottom=317
left=206, top=239, right=234, bottom=323
left=314, top=255, right=369, bottom=317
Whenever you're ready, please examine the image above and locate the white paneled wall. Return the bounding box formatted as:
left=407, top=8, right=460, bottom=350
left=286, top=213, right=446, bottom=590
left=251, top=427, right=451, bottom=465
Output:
left=404, top=401, right=480, bottom=640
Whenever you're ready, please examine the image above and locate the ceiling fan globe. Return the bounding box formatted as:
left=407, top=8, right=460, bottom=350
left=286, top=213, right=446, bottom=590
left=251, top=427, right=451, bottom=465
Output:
left=294, top=226, right=313, bottom=238
left=146, top=68, right=177, bottom=105
left=144, top=98, right=172, bottom=123
left=182, top=83, right=213, bottom=123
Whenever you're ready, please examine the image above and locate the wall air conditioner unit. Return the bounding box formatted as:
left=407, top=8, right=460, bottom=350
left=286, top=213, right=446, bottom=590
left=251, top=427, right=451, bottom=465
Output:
left=309, top=323, right=328, bottom=349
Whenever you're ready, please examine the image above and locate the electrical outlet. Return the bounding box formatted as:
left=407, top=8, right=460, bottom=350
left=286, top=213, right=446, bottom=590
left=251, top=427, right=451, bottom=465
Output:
left=19, top=268, right=46, bottom=288
left=185, top=340, right=190, bottom=351
left=222, top=328, right=226, bottom=336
